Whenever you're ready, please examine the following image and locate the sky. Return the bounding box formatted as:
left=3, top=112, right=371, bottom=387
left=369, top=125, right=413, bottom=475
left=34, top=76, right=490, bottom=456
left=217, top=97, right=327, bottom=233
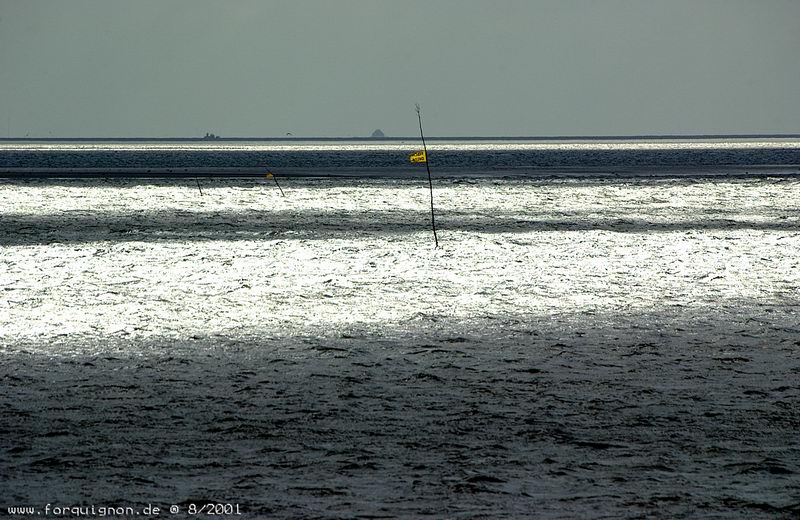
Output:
left=1, top=0, right=798, bottom=137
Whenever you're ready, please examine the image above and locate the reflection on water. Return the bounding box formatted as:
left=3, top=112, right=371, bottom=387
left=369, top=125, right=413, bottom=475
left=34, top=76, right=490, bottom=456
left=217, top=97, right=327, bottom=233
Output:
left=2, top=138, right=800, bottom=152
left=1, top=176, right=799, bottom=517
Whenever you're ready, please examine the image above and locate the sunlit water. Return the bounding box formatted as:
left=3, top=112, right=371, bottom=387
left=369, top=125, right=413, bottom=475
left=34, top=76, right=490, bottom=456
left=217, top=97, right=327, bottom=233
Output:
left=3, top=138, right=800, bottom=151
left=1, top=175, right=799, bottom=518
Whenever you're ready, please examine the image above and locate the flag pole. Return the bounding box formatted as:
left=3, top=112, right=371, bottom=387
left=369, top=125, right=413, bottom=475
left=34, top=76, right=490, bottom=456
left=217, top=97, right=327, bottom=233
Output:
left=266, top=170, right=285, bottom=197
left=416, top=104, right=438, bottom=248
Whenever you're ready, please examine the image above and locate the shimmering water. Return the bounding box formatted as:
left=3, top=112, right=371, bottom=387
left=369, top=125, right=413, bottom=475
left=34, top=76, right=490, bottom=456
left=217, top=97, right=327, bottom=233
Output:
left=2, top=173, right=799, bottom=518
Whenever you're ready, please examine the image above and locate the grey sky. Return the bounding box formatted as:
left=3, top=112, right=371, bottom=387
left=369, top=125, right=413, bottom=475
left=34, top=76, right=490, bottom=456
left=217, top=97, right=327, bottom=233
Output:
left=1, top=0, right=798, bottom=137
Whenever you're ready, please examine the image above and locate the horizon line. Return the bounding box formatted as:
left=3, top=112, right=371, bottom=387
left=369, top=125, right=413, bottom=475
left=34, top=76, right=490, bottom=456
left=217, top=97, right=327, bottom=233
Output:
left=1, top=133, right=800, bottom=142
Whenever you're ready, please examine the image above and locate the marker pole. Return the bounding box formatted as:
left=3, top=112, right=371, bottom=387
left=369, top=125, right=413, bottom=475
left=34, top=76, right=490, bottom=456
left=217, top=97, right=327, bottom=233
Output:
left=416, top=104, right=438, bottom=248
left=267, top=171, right=285, bottom=197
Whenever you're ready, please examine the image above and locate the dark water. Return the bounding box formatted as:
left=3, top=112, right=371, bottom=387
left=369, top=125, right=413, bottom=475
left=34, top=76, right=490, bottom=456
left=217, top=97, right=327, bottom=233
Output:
left=3, top=319, right=800, bottom=519
left=2, top=143, right=800, bottom=170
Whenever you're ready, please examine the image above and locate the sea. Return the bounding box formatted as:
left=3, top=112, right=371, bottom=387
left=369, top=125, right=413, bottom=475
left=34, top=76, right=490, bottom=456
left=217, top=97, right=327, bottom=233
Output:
left=2, top=137, right=800, bottom=172
left=1, top=138, right=799, bottom=518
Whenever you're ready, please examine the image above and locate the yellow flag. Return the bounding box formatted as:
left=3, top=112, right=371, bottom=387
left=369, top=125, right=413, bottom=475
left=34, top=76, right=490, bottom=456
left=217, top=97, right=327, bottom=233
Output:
left=409, top=150, right=427, bottom=163
left=265, top=171, right=273, bottom=178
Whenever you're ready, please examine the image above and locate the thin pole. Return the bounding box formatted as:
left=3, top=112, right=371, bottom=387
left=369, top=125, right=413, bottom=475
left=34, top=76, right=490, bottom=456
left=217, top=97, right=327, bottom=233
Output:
left=195, top=177, right=204, bottom=196
left=416, top=104, right=438, bottom=248
left=268, top=171, right=285, bottom=197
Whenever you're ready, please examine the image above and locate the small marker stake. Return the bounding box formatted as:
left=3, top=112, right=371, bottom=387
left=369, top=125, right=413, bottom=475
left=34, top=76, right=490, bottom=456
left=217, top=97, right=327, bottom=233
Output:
left=195, top=177, right=204, bottom=196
